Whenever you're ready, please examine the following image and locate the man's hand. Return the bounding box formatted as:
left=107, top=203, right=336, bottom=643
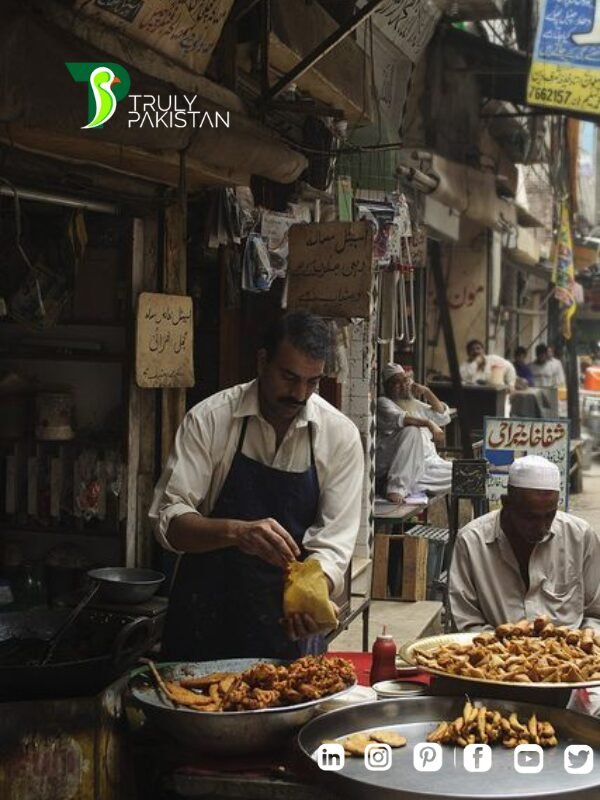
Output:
left=410, top=381, right=430, bottom=401
left=429, top=422, right=445, bottom=447
left=235, top=518, right=300, bottom=569
left=284, top=602, right=340, bottom=641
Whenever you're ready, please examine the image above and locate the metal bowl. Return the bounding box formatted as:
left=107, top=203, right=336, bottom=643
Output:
left=88, top=567, right=165, bottom=604
left=129, top=658, right=356, bottom=755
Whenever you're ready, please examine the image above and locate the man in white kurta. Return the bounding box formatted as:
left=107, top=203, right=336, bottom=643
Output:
left=449, top=454, right=600, bottom=714
left=376, top=363, right=452, bottom=504
left=460, top=339, right=517, bottom=391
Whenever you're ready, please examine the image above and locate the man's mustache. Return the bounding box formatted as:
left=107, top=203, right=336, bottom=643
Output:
left=279, top=398, right=306, bottom=407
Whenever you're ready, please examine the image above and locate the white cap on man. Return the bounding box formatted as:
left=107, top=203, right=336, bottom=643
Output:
left=508, top=454, right=560, bottom=492
left=382, top=363, right=405, bottom=384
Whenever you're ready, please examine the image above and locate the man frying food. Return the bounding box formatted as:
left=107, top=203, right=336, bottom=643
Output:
left=449, top=454, right=600, bottom=633
left=150, top=311, right=364, bottom=661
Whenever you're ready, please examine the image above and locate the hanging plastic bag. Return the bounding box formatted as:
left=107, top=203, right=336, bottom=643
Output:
left=241, top=233, right=276, bottom=293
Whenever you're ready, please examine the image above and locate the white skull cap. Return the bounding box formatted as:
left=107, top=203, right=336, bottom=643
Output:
left=382, top=363, right=406, bottom=384
left=508, top=454, right=560, bottom=492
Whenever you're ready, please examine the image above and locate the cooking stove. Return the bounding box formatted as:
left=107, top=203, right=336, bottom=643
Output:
left=88, top=594, right=168, bottom=617
left=62, top=592, right=168, bottom=643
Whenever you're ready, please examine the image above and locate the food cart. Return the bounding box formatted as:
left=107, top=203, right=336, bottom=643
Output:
left=126, top=632, right=600, bottom=800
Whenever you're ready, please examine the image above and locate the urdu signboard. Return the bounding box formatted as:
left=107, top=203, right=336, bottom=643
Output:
left=483, top=417, right=570, bottom=510
left=527, top=0, right=600, bottom=115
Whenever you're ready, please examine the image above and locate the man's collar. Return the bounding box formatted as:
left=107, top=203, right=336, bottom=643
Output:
left=487, top=509, right=557, bottom=544
left=233, top=379, right=317, bottom=427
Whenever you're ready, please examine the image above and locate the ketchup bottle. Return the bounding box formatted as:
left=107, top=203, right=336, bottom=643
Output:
left=369, top=625, right=397, bottom=685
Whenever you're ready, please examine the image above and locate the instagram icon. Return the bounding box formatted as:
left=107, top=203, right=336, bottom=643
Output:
left=365, top=743, right=393, bottom=771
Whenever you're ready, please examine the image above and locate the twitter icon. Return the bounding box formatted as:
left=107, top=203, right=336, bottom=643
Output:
left=564, top=745, right=594, bottom=775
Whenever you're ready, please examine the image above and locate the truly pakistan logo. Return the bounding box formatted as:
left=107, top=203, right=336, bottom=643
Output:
left=66, top=61, right=230, bottom=130
left=65, top=62, right=130, bottom=129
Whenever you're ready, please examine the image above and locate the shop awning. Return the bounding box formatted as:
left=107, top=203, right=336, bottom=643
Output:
left=441, top=26, right=529, bottom=106
left=432, top=0, right=504, bottom=19
left=398, top=151, right=517, bottom=230
left=1, top=3, right=307, bottom=188
left=506, top=226, right=542, bottom=268
left=444, top=26, right=600, bottom=124
left=262, top=0, right=373, bottom=123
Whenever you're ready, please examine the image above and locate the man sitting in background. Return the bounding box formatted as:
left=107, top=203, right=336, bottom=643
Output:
left=530, top=343, right=566, bottom=387
left=376, top=364, right=452, bottom=504
left=460, top=339, right=516, bottom=392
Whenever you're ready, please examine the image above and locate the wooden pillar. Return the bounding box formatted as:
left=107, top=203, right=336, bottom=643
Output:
left=126, top=216, right=159, bottom=567
left=161, top=200, right=188, bottom=467
left=137, top=216, right=159, bottom=565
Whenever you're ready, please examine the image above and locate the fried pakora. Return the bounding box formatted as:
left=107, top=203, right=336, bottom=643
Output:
left=427, top=702, right=558, bottom=748
left=147, top=655, right=356, bottom=713
left=414, top=616, right=600, bottom=684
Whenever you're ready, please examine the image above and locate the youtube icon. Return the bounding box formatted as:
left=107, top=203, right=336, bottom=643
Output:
left=514, top=745, right=544, bottom=774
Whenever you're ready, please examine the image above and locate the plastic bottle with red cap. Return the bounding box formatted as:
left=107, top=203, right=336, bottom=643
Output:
left=369, top=625, right=397, bottom=685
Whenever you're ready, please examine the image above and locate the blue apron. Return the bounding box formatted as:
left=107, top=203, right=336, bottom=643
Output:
left=161, top=417, right=322, bottom=661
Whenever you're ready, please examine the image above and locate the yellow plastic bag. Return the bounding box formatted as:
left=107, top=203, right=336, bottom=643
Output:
left=283, top=560, right=338, bottom=633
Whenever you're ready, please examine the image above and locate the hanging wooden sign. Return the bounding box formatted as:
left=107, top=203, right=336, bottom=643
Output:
left=136, top=292, right=194, bottom=388
left=287, top=221, right=373, bottom=318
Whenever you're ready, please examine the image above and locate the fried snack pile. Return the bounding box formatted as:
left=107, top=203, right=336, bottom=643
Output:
left=427, top=701, right=558, bottom=749
left=415, top=616, right=600, bottom=684
left=323, top=729, right=408, bottom=757
left=156, top=655, right=356, bottom=713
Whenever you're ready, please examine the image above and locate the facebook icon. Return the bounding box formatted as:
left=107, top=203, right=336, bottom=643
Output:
left=464, top=744, right=492, bottom=773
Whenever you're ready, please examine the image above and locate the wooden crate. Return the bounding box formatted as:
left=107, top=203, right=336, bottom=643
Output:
left=372, top=534, right=429, bottom=602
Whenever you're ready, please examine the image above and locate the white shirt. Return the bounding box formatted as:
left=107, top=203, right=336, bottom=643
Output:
left=460, top=354, right=517, bottom=389
left=529, top=358, right=566, bottom=387
left=149, top=380, right=364, bottom=596
left=376, top=396, right=450, bottom=461
left=449, top=509, right=600, bottom=632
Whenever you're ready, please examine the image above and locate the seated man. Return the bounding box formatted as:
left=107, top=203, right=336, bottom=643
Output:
left=376, top=363, right=452, bottom=504
left=449, top=454, right=600, bottom=633
left=460, top=339, right=516, bottom=392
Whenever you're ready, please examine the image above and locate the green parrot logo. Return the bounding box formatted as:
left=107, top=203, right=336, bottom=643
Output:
left=65, top=62, right=131, bottom=129
left=84, top=66, right=121, bottom=129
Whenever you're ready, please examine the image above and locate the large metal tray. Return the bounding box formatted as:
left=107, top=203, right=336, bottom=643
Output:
left=129, top=658, right=355, bottom=755
left=297, top=696, right=600, bottom=799
left=401, top=633, right=600, bottom=691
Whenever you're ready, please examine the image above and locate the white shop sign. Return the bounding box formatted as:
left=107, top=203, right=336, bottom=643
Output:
left=483, top=417, right=570, bottom=510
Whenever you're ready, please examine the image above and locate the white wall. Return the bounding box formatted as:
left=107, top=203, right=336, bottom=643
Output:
left=426, top=220, right=489, bottom=375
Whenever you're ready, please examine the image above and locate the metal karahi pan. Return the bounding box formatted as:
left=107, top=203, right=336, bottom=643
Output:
left=0, top=607, right=154, bottom=701
left=129, top=658, right=356, bottom=755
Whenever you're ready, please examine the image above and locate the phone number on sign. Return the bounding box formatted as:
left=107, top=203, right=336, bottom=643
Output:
left=530, top=87, right=572, bottom=105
